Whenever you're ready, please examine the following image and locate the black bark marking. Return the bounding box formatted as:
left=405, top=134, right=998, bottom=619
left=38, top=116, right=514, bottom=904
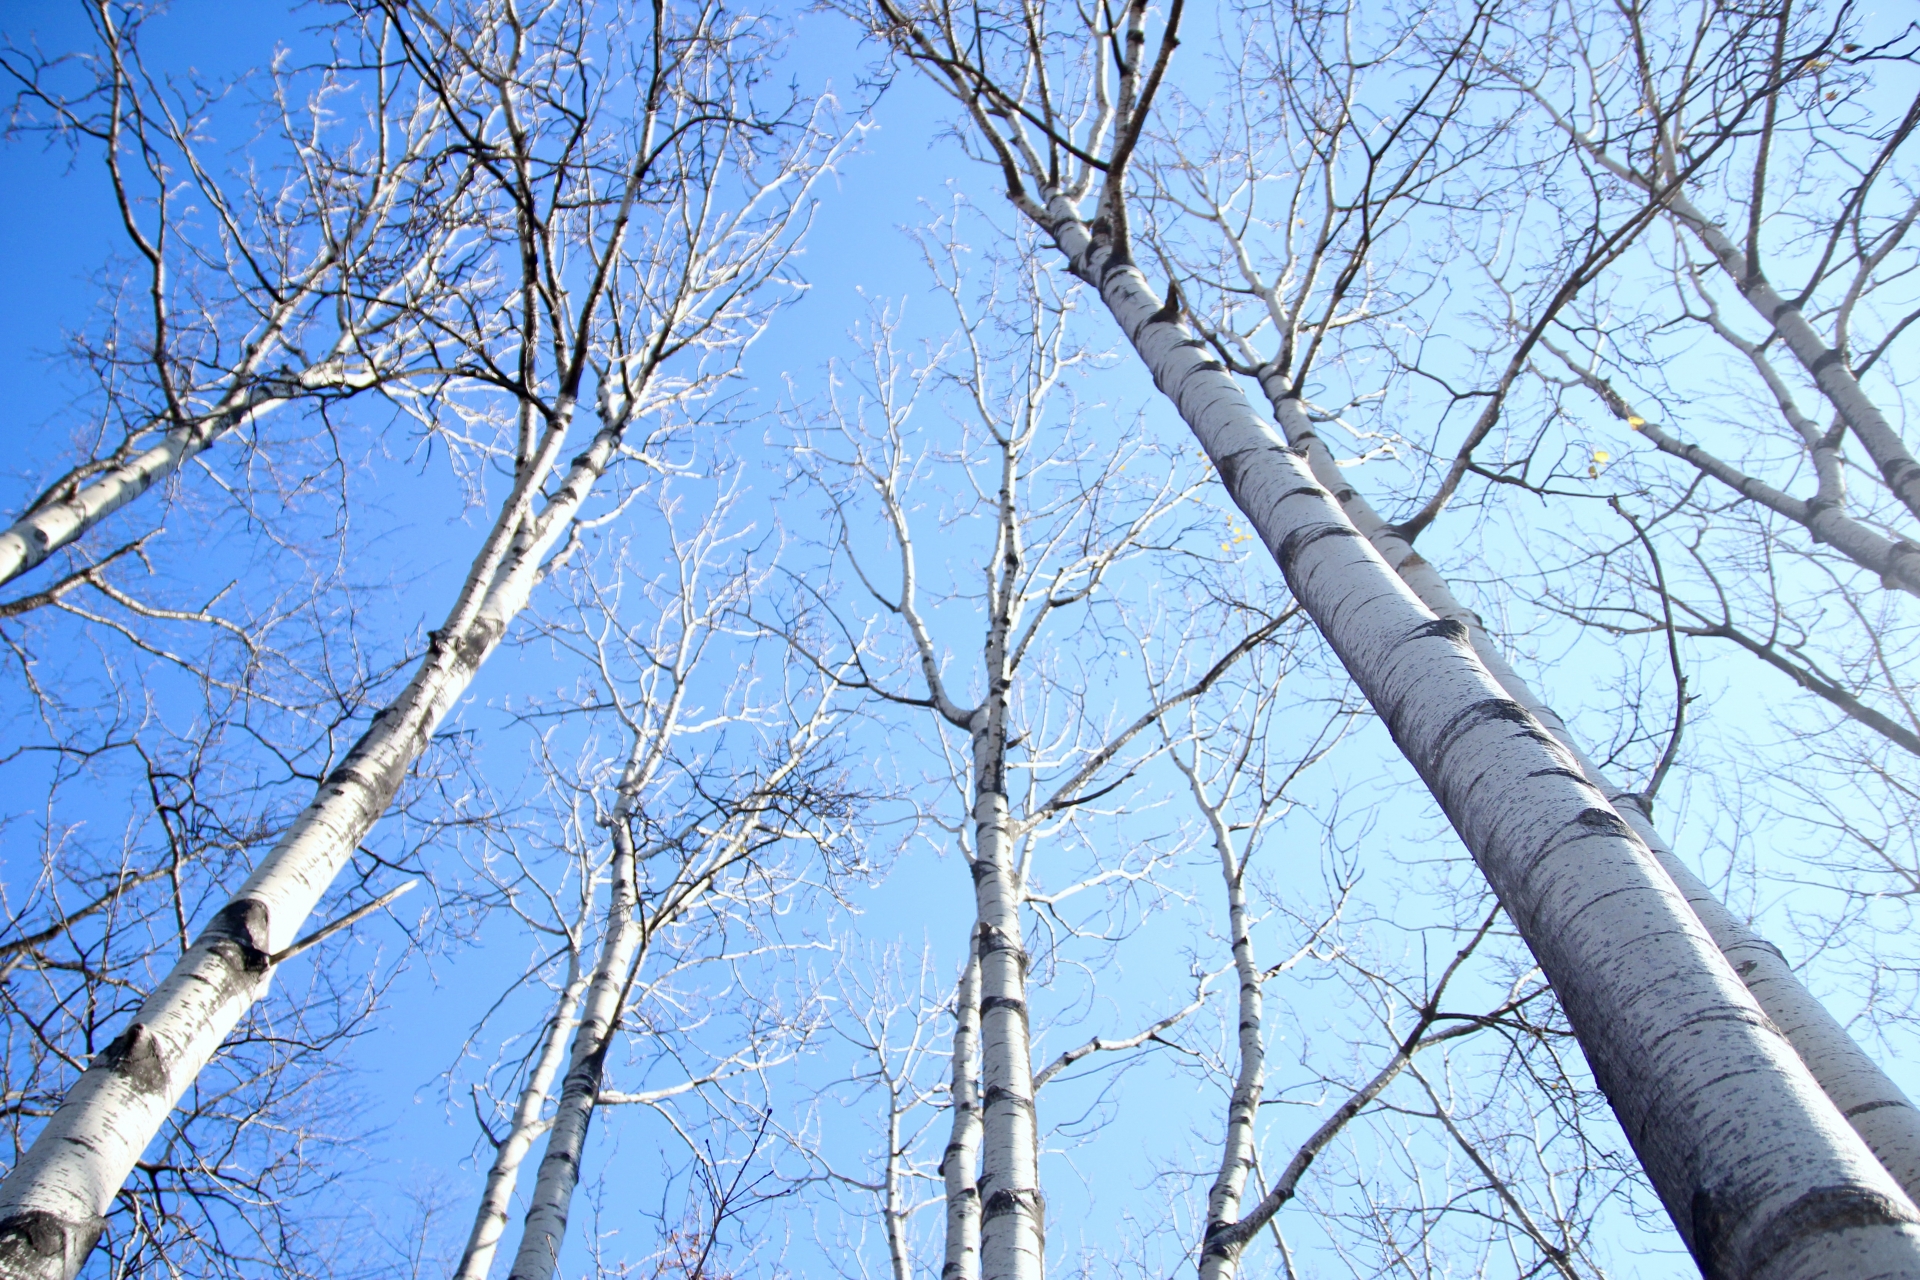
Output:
left=1702, top=1182, right=1920, bottom=1280
left=1274, top=524, right=1361, bottom=576
left=1527, top=767, right=1588, bottom=784
left=1213, top=448, right=1252, bottom=492
left=0, top=1209, right=104, bottom=1271
left=96, top=1022, right=169, bottom=1096
left=981, top=1187, right=1045, bottom=1224
left=1426, top=698, right=1533, bottom=767
left=207, top=898, right=272, bottom=976
left=1148, top=279, right=1181, bottom=326
left=1569, top=806, right=1636, bottom=841
left=1809, top=348, right=1842, bottom=374
left=1846, top=1099, right=1914, bottom=1118
left=979, top=995, right=1029, bottom=1018
left=1404, top=617, right=1469, bottom=646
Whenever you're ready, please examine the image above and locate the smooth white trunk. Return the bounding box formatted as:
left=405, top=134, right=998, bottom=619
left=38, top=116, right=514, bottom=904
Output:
left=1189, top=772, right=1263, bottom=1280
left=0, top=351, right=373, bottom=589
left=972, top=780, right=1042, bottom=1280
left=504, top=821, right=644, bottom=1280
left=455, top=963, right=590, bottom=1280
left=1258, top=377, right=1920, bottom=1205
left=942, top=935, right=984, bottom=1280
left=885, top=1071, right=912, bottom=1280
left=0, top=404, right=624, bottom=1280
left=1670, top=197, right=1920, bottom=527
left=1035, top=197, right=1920, bottom=1280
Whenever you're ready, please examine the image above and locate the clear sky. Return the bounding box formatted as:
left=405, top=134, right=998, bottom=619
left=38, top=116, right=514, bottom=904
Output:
left=7, top=2, right=1906, bottom=1278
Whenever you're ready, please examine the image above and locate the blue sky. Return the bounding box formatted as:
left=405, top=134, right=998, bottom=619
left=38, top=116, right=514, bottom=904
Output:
left=7, top=2, right=1908, bottom=1277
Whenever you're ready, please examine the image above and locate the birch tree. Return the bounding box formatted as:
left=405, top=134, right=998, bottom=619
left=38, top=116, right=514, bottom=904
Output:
left=843, top=0, right=1920, bottom=1273
left=790, top=218, right=1303, bottom=1279
left=0, top=2, right=841, bottom=1274
left=1159, top=638, right=1621, bottom=1280
left=0, top=0, right=477, bottom=593
left=1133, top=0, right=1920, bottom=1210
left=1453, top=0, right=1920, bottom=1027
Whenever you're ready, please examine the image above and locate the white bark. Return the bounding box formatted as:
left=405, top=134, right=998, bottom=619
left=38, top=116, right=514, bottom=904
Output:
left=1182, top=760, right=1264, bottom=1280
left=455, top=962, right=591, bottom=1280
left=504, top=820, right=645, bottom=1280
left=0, top=394, right=627, bottom=1280
left=1671, top=197, right=1920, bottom=528
left=942, top=936, right=984, bottom=1280
left=0, top=395, right=265, bottom=589
left=884, top=1082, right=913, bottom=1280
left=971, top=781, right=1043, bottom=1280
left=1516, top=101, right=1920, bottom=529
left=1255, top=373, right=1920, bottom=1207
left=1031, top=196, right=1920, bottom=1280
left=1544, top=348, right=1920, bottom=601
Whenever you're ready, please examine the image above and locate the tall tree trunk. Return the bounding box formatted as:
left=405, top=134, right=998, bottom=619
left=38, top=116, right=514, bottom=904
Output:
left=1030, top=196, right=1920, bottom=1280
left=455, top=961, right=591, bottom=1280
left=970, top=747, right=1043, bottom=1280
left=1185, top=764, right=1264, bottom=1280
left=1255, top=375, right=1920, bottom=1205
left=504, top=819, right=644, bottom=1280
left=941, top=935, right=984, bottom=1280
left=0, top=399, right=628, bottom=1280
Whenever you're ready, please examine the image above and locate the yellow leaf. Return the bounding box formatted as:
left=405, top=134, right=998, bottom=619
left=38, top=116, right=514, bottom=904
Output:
left=1626, top=416, right=1645, bottom=430
left=1592, top=450, right=1611, bottom=464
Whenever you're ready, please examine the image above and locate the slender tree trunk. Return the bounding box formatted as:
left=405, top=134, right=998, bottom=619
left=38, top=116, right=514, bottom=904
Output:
left=885, top=1077, right=912, bottom=1280
left=0, top=400, right=627, bottom=1280
left=942, top=935, right=984, bottom=1280
left=1669, top=196, right=1920, bottom=526
left=455, top=960, right=591, bottom=1280
left=970, top=761, right=1043, bottom=1280
left=1032, top=196, right=1920, bottom=1280
left=504, top=820, right=644, bottom=1280
left=1256, top=376, right=1920, bottom=1204
left=1186, top=767, right=1263, bottom=1280
left=0, top=358, right=367, bottom=589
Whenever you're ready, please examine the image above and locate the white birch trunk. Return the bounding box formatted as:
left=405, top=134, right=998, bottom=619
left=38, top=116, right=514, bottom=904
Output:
left=1255, top=373, right=1920, bottom=1205
left=1186, top=770, right=1264, bottom=1280
left=971, top=774, right=1043, bottom=1280
left=1668, top=197, right=1920, bottom=528
left=0, top=400, right=626, bottom=1280
left=503, top=819, right=644, bottom=1280
left=1030, top=196, right=1920, bottom=1280
left=885, top=1075, right=912, bottom=1280
left=0, top=358, right=366, bottom=588
left=942, top=935, right=984, bottom=1280
left=455, top=962, right=591, bottom=1280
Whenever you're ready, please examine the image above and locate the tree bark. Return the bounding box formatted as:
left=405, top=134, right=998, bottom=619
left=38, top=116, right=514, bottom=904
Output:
left=1186, top=764, right=1264, bottom=1280
left=504, top=819, right=644, bottom=1280
left=455, top=961, right=590, bottom=1280
left=0, top=396, right=628, bottom=1280
left=1254, top=374, right=1920, bottom=1207
left=941, top=934, right=984, bottom=1280
left=1030, top=195, right=1920, bottom=1280
left=971, top=775, right=1043, bottom=1280
left=1671, top=197, right=1920, bottom=527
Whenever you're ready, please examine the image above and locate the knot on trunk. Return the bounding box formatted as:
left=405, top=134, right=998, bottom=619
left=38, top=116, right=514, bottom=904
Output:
left=207, top=897, right=273, bottom=977
left=0, top=1208, right=106, bottom=1273
left=96, top=1021, right=170, bottom=1096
